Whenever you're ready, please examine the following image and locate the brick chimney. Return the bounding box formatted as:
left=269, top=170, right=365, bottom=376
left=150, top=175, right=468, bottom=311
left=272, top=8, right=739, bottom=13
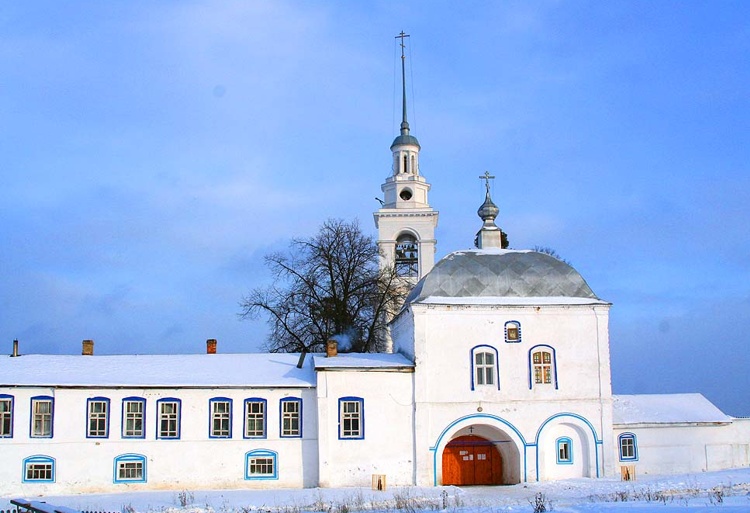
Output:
left=82, top=339, right=94, bottom=356
left=206, top=338, right=217, bottom=354
left=326, top=339, right=338, bottom=358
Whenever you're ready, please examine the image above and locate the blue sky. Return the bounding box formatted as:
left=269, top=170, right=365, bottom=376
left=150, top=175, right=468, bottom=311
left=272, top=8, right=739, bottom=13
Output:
left=1, top=2, right=748, bottom=415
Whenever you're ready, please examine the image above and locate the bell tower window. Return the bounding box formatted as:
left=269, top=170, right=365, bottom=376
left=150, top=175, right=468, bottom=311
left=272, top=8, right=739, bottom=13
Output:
left=395, top=234, right=419, bottom=277
left=399, top=188, right=413, bottom=201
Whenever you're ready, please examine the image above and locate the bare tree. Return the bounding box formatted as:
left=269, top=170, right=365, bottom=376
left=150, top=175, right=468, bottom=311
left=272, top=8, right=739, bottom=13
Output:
left=239, top=218, right=405, bottom=353
left=532, top=245, right=571, bottom=265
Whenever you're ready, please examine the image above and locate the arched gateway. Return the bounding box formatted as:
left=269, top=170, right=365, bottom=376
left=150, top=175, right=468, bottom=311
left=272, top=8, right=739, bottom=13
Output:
left=436, top=420, right=523, bottom=486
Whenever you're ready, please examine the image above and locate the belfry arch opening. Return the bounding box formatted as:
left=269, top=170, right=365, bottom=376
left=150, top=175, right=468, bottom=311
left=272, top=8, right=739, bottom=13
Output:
left=395, top=233, right=419, bottom=277
left=440, top=425, right=521, bottom=486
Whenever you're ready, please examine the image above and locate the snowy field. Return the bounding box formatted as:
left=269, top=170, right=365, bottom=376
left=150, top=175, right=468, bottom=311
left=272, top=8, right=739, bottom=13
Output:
left=4, top=468, right=750, bottom=513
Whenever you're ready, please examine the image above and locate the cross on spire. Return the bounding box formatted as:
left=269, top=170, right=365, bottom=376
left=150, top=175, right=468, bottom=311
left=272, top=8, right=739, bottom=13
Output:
left=395, top=31, right=411, bottom=133
left=480, top=171, right=495, bottom=195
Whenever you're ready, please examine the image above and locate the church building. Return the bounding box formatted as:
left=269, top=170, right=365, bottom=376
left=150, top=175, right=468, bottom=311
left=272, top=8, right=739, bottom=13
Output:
left=1, top=37, right=748, bottom=497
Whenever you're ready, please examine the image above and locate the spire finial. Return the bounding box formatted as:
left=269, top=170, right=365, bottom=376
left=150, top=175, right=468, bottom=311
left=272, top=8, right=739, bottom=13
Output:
left=395, top=31, right=411, bottom=134
left=480, top=171, right=495, bottom=196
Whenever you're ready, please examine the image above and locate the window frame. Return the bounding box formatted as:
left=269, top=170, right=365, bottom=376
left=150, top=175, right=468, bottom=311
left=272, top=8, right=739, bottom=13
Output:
left=528, top=345, right=559, bottom=389
left=504, top=320, right=522, bottom=343
left=244, top=398, right=267, bottom=439
left=470, top=345, right=500, bottom=391
left=209, top=397, right=233, bottom=439
left=556, top=437, right=573, bottom=464
left=338, top=396, right=364, bottom=440
left=22, top=455, right=55, bottom=483
left=618, top=432, right=639, bottom=461
left=0, top=394, right=14, bottom=438
left=114, top=453, right=147, bottom=483
left=30, top=396, right=54, bottom=438
left=86, top=396, right=111, bottom=439
left=156, top=398, right=181, bottom=440
left=244, top=449, right=278, bottom=480
left=122, top=397, right=146, bottom=439
left=279, top=397, right=302, bottom=438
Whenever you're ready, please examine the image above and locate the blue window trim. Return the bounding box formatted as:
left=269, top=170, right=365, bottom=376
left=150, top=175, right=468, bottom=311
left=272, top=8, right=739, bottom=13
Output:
left=528, top=345, right=559, bottom=390
left=122, top=397, right=146, bottom=439
left=243, top=398, right=267, bottom=439
left=22, top=455, right=56, bottom=483
left=470, top=344, right=500, bottom=391
left=156, top=397, right=181, bottom=440
left=279, top=397, right=303, bottom=438
left=504, top=320, right=522, bottom=343
left=0, top=394, right=14, bottom=438
left=618, top=432, right=639, bottom=461
left=113, top=453, right=147, bottom=483
left=29, top=396, right=54, bottom=438
left=244, top=449, right=278, bottom=480
left=338, top=396, right=365, bottom=440
left=209, top=397, right=233, bottom=439
left=556, top=437, right=573, bottom=464
left=86, top=396, right=111, bottom=439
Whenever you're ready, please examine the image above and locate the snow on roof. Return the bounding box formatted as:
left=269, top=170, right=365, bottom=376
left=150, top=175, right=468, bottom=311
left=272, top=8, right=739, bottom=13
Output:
left=0, top=353, right=316, bottom=388
left=417, top=296, right=609, bottom=306
left=313, top=352, right=414, bottom=370
left=613, top=393, right=732, bottom=425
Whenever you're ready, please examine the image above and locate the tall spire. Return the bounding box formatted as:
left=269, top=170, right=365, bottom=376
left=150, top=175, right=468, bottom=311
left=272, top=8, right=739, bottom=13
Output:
left=396, top=31, right=411, bottom=135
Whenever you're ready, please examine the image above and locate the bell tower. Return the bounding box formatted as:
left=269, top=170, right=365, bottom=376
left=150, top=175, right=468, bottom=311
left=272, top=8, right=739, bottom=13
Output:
left=374, top=32, right=439, bottom=285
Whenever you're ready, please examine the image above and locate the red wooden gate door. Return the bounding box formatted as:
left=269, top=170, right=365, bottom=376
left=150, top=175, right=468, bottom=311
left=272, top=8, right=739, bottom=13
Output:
left=442, top=435, right=503, bottom=485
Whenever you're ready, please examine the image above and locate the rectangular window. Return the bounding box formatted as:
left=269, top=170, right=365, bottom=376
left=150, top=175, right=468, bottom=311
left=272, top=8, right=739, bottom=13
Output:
left=26, top=462, right=53, bottom=481
left=211, top=399, right=232, bottom=438
left=249, top=457, right=274, bottom=476
left=475, top=352, right=495, bottom=386
left=619, top=434, right=638, bottom=461
left=0, top=396, right=13, bottom=437
left=87, top=398, right=109, bottom=438
left=245, top=400, right=266, bottom=438
left=123, top=399, right=145, bottom=438
left=119, top=461, right=143, bottom=480
left=31, top=397, right=53, bottom=438
left=281, top=399, right=301, bottom=437
left=557, top=438, right=572, bottom=464
left=157, top=399, right=181, bottom=439
left=339, top=398, right=363, bottom=439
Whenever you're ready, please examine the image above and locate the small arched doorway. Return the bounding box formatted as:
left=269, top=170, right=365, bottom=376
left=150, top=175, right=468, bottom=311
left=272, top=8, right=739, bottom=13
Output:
left=442, top=435, right=503, bottom=485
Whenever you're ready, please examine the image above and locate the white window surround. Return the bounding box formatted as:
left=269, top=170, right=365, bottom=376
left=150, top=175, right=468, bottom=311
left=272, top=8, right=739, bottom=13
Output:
left=30, top=396, right=53, bottom=438
left=280, top=398, right=301, bottom=438
left=244, top=398, right=266, bottom=438
left=122, top=397, right=145, bottom=438
left=0, top=395, right=13, bottom=438
left=339, top=397, right=364, bottom=440
left=156, top=398, right=181, bottom=439
left=210, top=398, right=232, bottom=438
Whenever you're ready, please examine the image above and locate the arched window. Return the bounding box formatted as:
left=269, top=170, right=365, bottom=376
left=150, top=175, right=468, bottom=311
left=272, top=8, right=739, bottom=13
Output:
left=245, top=449, right=278, bottom=480
left=395, top=234, right=419, bottom=277
left=23, top=455, right=55, bottom=482
left=470, top=345, right=500, bottom=390
left=114, top=453, right=147, bottom=483
left=528, top=345, right=558, bottom=389
left=619, top=433, right=638, bottom=461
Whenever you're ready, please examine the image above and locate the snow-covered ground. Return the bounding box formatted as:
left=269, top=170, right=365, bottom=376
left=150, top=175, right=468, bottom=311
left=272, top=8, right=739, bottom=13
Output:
left=4, top=468, right=750, bottom=513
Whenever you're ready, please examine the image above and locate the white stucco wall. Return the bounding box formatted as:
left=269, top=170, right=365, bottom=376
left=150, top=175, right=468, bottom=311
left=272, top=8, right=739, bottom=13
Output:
left=613, top=419, right=750, bottom=476
left=0, top=386, right=318, bottom=496
left=315, top=369, right=415, bottom=487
